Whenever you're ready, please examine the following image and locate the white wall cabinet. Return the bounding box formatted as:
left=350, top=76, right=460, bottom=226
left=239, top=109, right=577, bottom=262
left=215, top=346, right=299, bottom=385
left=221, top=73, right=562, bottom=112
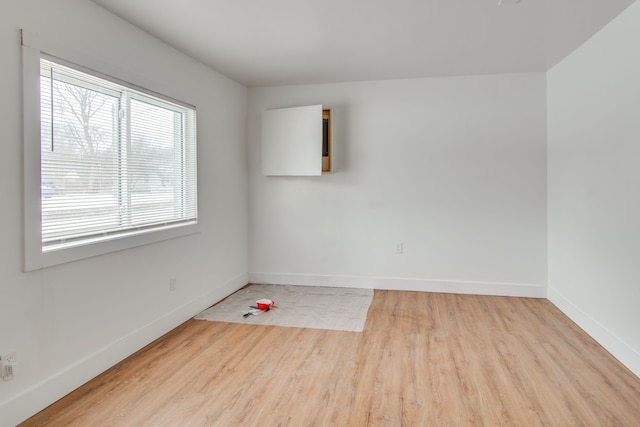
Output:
left=261, top=104, right=331, bottom=176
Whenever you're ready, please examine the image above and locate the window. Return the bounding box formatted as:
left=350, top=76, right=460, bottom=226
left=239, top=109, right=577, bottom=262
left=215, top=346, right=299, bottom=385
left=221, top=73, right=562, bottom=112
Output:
left=22, top=33, right=198, bottom=270
left=39, top=58, right=197, bottom=252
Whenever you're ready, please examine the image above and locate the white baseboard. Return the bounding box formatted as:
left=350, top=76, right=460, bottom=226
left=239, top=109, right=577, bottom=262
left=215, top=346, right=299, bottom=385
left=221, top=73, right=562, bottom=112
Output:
left=248, top=272, right=546, bottom=298
left=547, top=286, right=640, bottom=379
left=2, top=272, right=247, bottom=427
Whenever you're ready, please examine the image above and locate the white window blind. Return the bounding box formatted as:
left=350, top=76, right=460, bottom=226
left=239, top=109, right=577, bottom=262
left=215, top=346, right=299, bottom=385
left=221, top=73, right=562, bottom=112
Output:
left=39, top=58, right=197, bottom=252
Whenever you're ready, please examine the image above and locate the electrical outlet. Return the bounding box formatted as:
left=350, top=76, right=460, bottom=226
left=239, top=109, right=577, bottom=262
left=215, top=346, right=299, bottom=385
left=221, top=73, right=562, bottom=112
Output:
left=1, top=350, right=17, bottom=381
left=169, top=278, right=177, bottom=292
left=395, top=242, right=404, bottom=254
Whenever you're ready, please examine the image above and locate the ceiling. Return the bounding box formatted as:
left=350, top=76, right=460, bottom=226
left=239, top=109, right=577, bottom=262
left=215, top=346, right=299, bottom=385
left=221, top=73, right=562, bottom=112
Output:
left=91, top=0, right=636, bottom=87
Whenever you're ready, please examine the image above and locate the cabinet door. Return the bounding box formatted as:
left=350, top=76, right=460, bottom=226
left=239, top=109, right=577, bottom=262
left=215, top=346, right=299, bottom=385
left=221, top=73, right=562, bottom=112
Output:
left=261, top=104, right=323, bottom=176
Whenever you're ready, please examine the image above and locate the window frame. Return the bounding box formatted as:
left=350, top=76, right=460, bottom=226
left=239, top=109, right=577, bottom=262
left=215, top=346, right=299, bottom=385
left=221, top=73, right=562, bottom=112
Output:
left=22, top=30, right=200, bottom=271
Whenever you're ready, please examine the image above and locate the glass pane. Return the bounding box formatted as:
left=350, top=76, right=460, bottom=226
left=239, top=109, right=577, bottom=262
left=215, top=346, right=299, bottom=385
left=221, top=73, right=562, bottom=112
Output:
left=129, top=98, right=184, bottom=226
left=41, top=73, right=120, bottom=241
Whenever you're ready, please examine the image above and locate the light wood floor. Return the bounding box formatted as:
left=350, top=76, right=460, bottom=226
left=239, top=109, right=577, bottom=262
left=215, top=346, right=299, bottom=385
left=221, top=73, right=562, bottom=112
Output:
left=22, top=290, right=640, bottom=426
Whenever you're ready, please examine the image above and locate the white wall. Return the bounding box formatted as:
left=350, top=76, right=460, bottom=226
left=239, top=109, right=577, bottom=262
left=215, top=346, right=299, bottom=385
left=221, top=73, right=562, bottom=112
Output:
left=547, top=0, right=640, bottom=377
left=0, top=1, right=248, bottom=425
left=248, top=74, right=547, bottom=296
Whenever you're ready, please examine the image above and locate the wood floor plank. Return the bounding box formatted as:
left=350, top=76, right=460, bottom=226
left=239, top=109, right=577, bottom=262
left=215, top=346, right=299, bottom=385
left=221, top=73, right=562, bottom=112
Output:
left=20, top=290, right=640, bottom=426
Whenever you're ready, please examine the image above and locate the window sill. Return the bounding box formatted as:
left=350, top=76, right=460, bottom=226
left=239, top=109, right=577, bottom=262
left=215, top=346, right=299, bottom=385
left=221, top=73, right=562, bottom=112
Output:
left=25, top=222, right=200, bottom=271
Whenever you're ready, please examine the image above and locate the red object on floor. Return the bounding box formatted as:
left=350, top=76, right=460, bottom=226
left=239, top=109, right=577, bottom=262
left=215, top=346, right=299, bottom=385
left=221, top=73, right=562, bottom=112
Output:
left=256, top=299, right=275, bottom=310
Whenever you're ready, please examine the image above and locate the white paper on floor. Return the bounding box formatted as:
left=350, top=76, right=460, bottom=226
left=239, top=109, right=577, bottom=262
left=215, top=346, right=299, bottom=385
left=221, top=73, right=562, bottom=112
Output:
left=194, top=284, right=374, bottom=332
